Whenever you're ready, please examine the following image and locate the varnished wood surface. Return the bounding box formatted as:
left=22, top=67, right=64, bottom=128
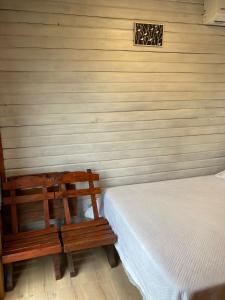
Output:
left=1, top=174, right=62, bottom=289
left=0, top=259, right=5, bottom=299
left=4, top=248, right=142, bottom=300
left=0, top=133, right=6, bottom=182
left=55, top=170, right=117, bottom=271
left=0, top=133, right=6, bottom=299
left=1, top=170, right=101, bottom=226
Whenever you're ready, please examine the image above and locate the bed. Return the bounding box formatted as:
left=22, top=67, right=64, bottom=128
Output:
left=103, top=175, right=225, bottom=300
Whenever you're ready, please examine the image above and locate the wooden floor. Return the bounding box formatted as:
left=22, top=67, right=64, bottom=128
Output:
left=4, top=248, right=142, bottom=300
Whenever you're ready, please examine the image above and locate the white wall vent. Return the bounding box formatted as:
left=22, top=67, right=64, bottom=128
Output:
left=204, top=0, right=225, bottom=26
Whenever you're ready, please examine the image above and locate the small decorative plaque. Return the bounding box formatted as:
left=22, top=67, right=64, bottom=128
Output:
left=134, top=23, right=164, bottom=47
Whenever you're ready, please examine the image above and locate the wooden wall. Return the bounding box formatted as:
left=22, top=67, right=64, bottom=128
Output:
left=0, top=0, right=225, bottom=187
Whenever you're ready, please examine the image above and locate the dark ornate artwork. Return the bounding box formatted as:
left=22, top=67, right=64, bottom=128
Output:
left=134, top=23, right=164, bottom=47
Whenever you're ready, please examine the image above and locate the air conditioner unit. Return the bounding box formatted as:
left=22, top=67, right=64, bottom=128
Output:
left=204, top=0, right=225, bottom=26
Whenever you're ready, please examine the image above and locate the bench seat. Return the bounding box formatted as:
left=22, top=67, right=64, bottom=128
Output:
left=2, top=227, right=61, bottom=264
left=62, top=218, right=117, bottom=252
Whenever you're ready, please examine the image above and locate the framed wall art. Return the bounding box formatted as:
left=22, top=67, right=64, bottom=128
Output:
left=134, top=23, right=164, bottom=47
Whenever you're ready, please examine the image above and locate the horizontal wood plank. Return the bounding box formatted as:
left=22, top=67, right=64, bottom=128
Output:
left=1, top=61, right=225, bottom=73
left=2, top=117, right=225, bottom=138
left=1, top=91, right=225, bottom=105
left=2, top=108, right=225, bottom=127
left=4, top=149, right=225, bottom=171
left=0, top=49, right=224, bottom=64
left=0, top=0, right=201, bottom=24
left=2, top=23, right=225, bottom=46
left=2, top=100, right=225, bottom=117
left=1, top=36, right=225, bottom=54
left=3, top=188, right=101, bottom=205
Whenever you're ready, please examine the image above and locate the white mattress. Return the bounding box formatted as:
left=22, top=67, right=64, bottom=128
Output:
left=103, top=175, right=225, bottom=300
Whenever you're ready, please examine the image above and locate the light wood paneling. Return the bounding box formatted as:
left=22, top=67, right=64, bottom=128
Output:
left=1, top=61, right=225, bottom=73
left=3, top=23, right=225, bottom=46
left=1, top=72, right=225, bottom=84
left=0, top=0, right=225, bottom=183
left=2, top=10, right=225, bottom=36
left=2, top=91, right=225, bottom=105
left=0, top=49, right=224, bottom=63
left=1, top=36, right=225, bottom=54
left=0, top=0, right=202, bottom=24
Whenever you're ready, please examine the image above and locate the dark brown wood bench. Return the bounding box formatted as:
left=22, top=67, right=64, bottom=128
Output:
left=1, top=175, right=63, bottom=291
left=54, top=169, right=118, bottom=277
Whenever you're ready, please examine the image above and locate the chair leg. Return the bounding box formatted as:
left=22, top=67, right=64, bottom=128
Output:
left=52, top=254, right=64, bottom=280
left=104, top=245, right=119, bottom=268
left=66, top=253, right=78, bottom=277
left=4, top=263, right=14, bottom=291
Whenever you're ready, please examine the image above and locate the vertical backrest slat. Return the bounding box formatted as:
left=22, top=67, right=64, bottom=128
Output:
left=0, top=133, right=6, bottom=182
left=42, top=186, right=50, bottom=228
left=87, top=169, right=99, bottom=220
left=61, top=183, right=72, bottom=225
left=67, top=183, right=77, bottom=217
left=10, top=189, right=18, bottom=234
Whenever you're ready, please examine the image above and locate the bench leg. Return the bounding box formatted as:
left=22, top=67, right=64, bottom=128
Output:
left=52, top=254, right=64, bottom=280
left=4, top=263, right=13, bottom=291
left=104, top=245, right=119, bottom=268
left=66, top=253, right=78, bottom=278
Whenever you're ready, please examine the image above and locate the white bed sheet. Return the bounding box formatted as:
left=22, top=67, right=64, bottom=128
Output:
left=103, top=175, right=225, bottom=300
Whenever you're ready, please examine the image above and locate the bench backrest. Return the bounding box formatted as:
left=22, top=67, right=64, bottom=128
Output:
left=54, top=169, right=101, bottom=224
left=2, top=175, right=55, bottom=234
left=2, top=170, right=101, bottom=233
left=4, top=172, right=69, bottom=227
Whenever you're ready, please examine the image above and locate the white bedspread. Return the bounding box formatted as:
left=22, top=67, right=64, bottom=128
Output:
left=103, top=175, right=225, bottom=300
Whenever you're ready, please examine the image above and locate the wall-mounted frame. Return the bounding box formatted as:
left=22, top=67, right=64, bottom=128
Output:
left=134, top=22, right=164, bottom=47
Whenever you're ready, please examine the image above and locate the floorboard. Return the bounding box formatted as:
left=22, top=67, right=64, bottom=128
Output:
left=4, top=248, right=142, bottom=300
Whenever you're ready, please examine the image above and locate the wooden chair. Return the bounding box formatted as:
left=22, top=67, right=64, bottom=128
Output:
left=1, top=175, right=63, bottom=291
left=54, top=169, right=118, bottom=277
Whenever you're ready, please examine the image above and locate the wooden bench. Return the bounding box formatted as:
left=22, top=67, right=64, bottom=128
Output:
left=1, top=175, right=63, bottom=291
left=54, top=169, right=118, bottom=277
